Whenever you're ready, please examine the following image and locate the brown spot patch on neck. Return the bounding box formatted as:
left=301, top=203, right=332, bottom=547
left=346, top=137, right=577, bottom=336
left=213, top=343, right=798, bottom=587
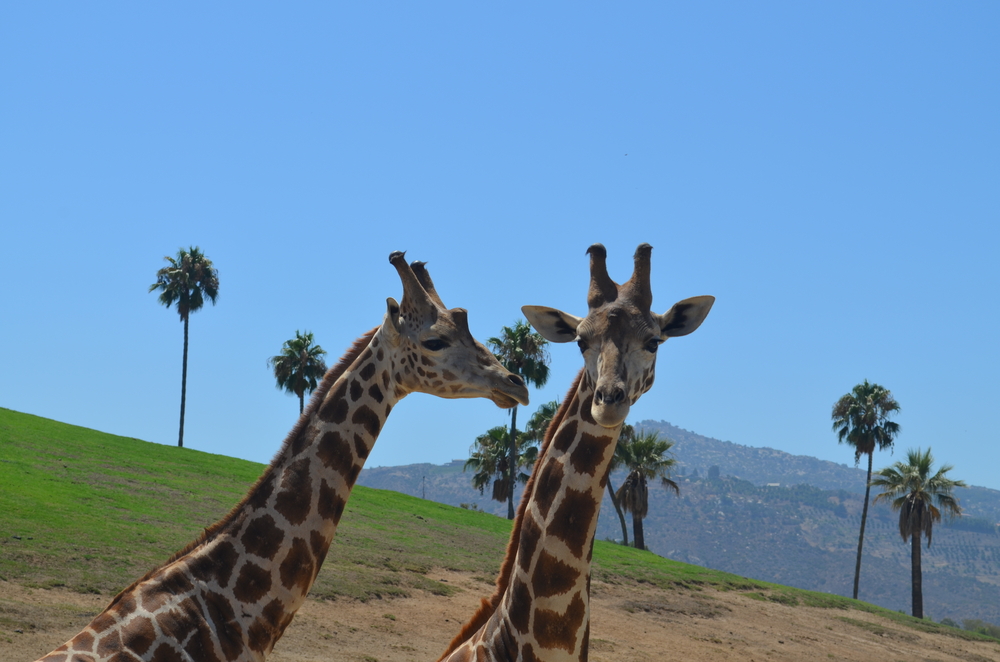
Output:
left=96, top=629, right=123, bottom=658
left=533, top=550, right=581, bottom=598
left=72, top=631, right=95, bottom=653
left=436, top=370, right=585, bottom=661
left=532, top=458, right=564, bottom=521
left=233, top=562, right=271, bottom=604
left=359, top=361, right=377, bottom=381
left=186, top=540, right=239, bottom=589
left=578, top=392, right=596, bottom=425
left=507, top=577, right=532, bottom=635
left=310, top=530, right=332, bottom=579
left=279, top=537, right=315, bottom=594
left=351, top=405, right=382, bottom=438
left=317, top=431, right=354, bottom=476
left=150, top=642, right=185, bottom=662
left=203, top=591, right=243, bottom=661
left=317, top=479, right=346, bottom=523
left=546, top=487, right=597, bottom=559
left=109, top=592, right=136, bottom=617
left=568, top=431, right=615, bottom=477
left=319, top=380, right=350, bottom=423
left=241, top=514, right=285, bottom=561
left=516, top=512, right=543, bottom=575
left=182, top=614, right=222, bottom=662
left=273, top=458, right=313, bottom=526
left=532, top=591, right=586, bottom=652
left=551, top=420, right=578, bottom=453
left=123, top=614, right=157, bottom=657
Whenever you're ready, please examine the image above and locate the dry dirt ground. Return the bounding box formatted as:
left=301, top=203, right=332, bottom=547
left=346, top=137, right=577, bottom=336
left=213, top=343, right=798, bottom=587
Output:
left=3, top=572, right=998, bottom=662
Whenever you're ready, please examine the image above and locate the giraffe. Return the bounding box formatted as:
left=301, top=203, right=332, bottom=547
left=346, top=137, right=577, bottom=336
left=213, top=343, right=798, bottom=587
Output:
left=437, top=243, right=714, bottom=662
left=37, top=251, right=530, bottom=662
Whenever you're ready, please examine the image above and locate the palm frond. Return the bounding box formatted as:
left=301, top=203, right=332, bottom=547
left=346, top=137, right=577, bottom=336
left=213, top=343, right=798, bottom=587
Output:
left=613, top=427, right=678, bottom=519
left=872, top=446, right=965, bottom=548
left=268, top=330, right=329, bottom=400
left=149, top=246, right=220, bottom=322
left=831, top=380, right=900, bottom=465
left=487, top=319, right=551, bottom=389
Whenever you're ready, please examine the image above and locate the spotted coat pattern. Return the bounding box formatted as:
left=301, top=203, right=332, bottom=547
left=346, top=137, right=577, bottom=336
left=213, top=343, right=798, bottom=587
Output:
left=36, top=255, right=529, bottom=662
left=443, top=375, right=617, bottom=662
left=439, top=243, right=714, bottom=662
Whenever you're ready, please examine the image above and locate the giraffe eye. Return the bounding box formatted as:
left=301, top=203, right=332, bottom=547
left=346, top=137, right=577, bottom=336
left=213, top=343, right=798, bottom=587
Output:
left=422, top=339, right=449, bottom=351
left=644, top=338, right=662, bottom=353
left=577, top=338, right=589, bottom=354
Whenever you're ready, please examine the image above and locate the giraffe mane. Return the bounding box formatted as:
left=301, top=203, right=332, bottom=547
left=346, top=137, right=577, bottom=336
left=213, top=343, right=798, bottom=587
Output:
left=105, top=327, right=381, bottom=610
left=438, top=369, right=586, bottom=660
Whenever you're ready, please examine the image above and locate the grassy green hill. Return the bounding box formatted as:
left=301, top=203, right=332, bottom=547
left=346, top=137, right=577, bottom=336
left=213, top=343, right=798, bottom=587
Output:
left=0, top=408, right=512, bottom=601
left=1, top=407, right=994, bottom=646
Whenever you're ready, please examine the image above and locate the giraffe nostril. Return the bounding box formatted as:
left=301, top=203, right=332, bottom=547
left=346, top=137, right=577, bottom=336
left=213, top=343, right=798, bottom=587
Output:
left=508, top=374, right=525, bottom=387
left=595, top=387, right=624, bottom=406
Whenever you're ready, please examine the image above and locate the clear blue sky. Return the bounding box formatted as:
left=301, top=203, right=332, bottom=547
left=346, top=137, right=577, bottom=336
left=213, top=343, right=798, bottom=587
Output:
left=2, top=4, right=997, bottom=490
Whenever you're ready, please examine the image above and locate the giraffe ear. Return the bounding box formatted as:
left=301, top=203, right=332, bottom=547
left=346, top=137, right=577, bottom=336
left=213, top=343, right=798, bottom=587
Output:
left=383, top=297, right=403, bottom=345
left=521, top=305, right=583, bottom=343
left=655, top=295, right=715, bottom=338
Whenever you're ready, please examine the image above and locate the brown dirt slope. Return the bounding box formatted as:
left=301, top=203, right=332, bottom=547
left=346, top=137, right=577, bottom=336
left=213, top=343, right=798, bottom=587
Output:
left=4, top=572, right=999, bottom=662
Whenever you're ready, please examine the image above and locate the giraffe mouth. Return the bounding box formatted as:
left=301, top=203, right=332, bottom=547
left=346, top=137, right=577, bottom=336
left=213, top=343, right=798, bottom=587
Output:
left=592, top=400, right=630, bottom=428
left=490, top=390, right=522, bottom=409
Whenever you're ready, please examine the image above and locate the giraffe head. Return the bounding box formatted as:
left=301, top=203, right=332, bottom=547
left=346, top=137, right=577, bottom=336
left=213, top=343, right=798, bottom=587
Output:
left=523, top=243, right=713, bottom=427
left=384, top=251, right=529, bottom=408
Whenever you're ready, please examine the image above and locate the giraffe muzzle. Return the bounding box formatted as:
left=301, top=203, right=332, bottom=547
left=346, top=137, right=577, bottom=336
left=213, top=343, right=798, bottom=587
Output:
left=592, top=382, right=629, bottom=427
left=490, top=374, right=530, bottom=408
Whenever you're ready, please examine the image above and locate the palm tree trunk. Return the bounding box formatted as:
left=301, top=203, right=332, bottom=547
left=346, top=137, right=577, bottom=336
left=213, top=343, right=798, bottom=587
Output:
left=605, top=479, right=629, bottom=546
left=633, top=512, right=645, bottom=551
left=178, top=317, right=189, bottom=448
left=852, top=453, right=873, bottom=599
left=911, top=530, right=923, bottom=618
left=298, top=392, right=304, bottom=415
left=507, top=405, right=518, bottom=520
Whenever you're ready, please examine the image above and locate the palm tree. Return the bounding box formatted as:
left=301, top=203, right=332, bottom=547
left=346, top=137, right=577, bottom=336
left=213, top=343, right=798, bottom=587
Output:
left=605, top=423, right=635, bottom=546
left=831, top=379, right=901, bottom=600
left=149, top=247, right=219, bottom=448
left=465, top=425, right=539, bottom=503
left=614, top=429, right=679, bottom=550
left=488, top=320, right=550, bottom=519
left=522, top=400, right=560, bottom=445
left=871, top=448, right=965, bottom=619
left=268, top=330, right=329, bottom=414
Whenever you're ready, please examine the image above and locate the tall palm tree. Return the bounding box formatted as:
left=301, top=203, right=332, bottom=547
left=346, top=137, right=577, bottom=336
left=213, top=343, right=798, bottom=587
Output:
left=149, top=246, right=219, bottom=448
left=268, top=330, right=329, bottom=414
left=605, top=423, right=635, bottom=546
left=614, top=429, right=679, bottom=551
left=465, top=425, right=539, bottom=503
left=488, top=320, right=550, bottom=519
left=831, top=379, right=901, bottom=600
left=871, top=448, right=965, bottom=619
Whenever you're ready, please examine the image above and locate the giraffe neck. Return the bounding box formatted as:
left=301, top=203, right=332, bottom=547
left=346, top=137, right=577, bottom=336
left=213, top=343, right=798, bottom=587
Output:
left=39, top=326, right=405, bottom=662
left=444, top=372, right=619, bottom=662
left=212, top=326, right=401, bottom=655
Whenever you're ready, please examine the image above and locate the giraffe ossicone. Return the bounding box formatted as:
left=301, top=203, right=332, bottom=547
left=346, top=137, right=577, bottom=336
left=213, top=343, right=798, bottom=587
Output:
left=439, top=243, right=713, bottom=662
left=36, top=252, right=529, bottom=662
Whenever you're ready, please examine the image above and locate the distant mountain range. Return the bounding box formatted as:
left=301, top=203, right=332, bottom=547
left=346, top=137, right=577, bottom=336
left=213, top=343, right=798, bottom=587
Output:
left=636, top=420, right=1000, bottom=523
left=358, top=420, right=1000, bottom=623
